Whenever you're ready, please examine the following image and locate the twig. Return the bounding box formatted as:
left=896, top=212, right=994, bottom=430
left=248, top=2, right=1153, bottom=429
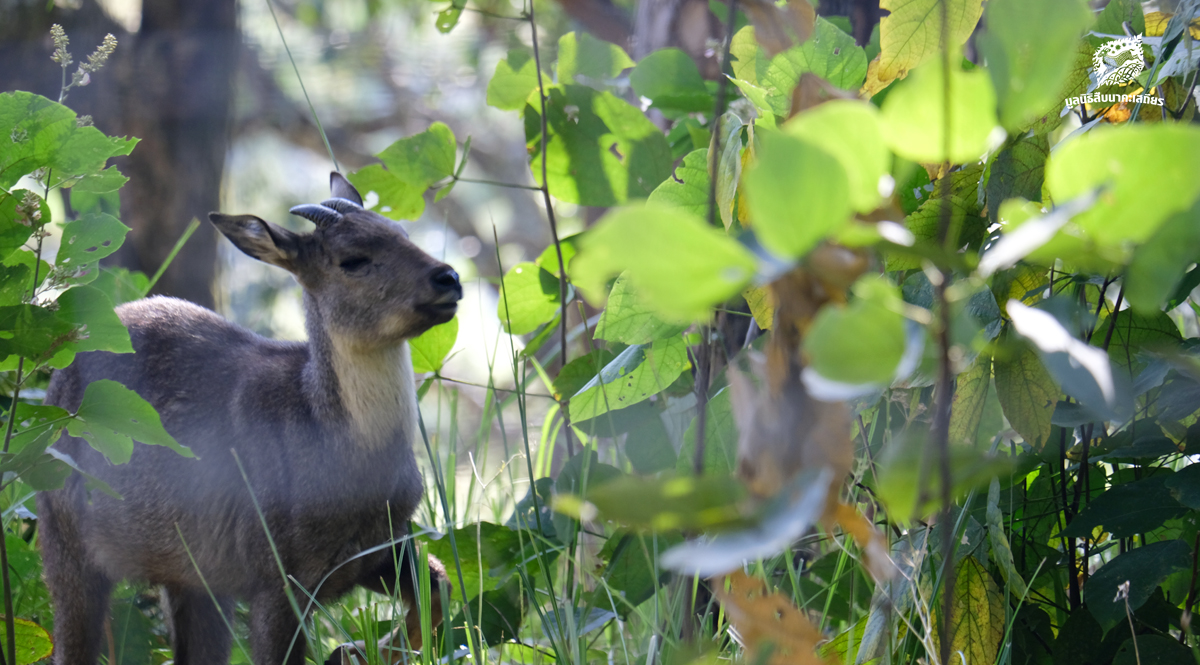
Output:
left=527, top=2, right=577, bottom=458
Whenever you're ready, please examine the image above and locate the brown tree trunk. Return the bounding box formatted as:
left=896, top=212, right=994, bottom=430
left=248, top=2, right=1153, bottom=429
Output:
left=0, top=0, right=238, bottom=309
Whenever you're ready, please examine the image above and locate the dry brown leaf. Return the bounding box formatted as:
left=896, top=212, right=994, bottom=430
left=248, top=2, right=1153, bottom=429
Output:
left=714, top=571, right=832, bottom=665
left=741, top=0, right=816, bottom=57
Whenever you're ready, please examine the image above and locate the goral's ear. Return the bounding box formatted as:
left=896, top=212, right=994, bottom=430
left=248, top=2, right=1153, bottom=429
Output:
left=209, top=213, right=303, bottom=272
left=330, top=172, right=364, bottom=207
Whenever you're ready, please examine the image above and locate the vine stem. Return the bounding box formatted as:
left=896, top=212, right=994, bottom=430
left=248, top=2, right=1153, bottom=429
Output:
left=527, top=2, right=577, bottom=459
left=693, top=0, right=739, bottom=478
left=934, top=2, right=955, bottom=662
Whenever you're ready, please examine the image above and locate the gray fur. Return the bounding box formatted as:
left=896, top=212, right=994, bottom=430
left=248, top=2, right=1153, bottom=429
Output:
left=38, top=172, right=459, bottom=665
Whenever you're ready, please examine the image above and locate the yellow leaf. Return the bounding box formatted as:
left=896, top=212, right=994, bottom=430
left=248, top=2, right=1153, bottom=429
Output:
left=743, top=286, right=775, bottom=331
left=948, top=351, right=992, bottom=447
left=714, top=572, right=832, bottom=665
left=934, top=556, right=1005, bottom=665
left=867, top=0, right=984, bottom=93
left=1145, top=11, right=1200, bottom=39
left=993, top=342, right=1057, bottom=451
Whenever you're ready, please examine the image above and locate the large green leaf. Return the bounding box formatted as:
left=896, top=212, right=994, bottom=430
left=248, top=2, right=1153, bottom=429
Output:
left=0, top=190, right=38, bottom=261
left=55, top=285, right=132, bottom=354
left=585, top=531, right=681, bottom=617
left=410, top=316, right=458, bottom=373
left=743, top=130, right=851, bottom=258
left=449, top=579, right=524, bottom=648
left=556, top=32, right=634, bottom=85
left=678, top=387, right=738, bottom=475
left=1092, top=310, right=1181, bottom=370
left=1084, top=539, right=1191, bottom=629
left=486, top=49, right=539, bottom=111
left=525, top=85, right=672, bottom=207
left=0, top=616, right=53, bottom=665
left=881, top=58, right=999, bottom=164
left=993, top=342, right=1057, bottom=450
left=646, top=148, right=709, bottom=219
left=0, top=304, right=75, bottom=360
left=65, top=379, right=191, bottom=464
left=497, top=262, right=560, bottom=335
left=350, top=123, right=457, bottom=220
left=1062, top=473, right=1186, bottom=540
left=803, top=276, right=906, bottom=385
left=948, top=351, right=992, bottom=446
left=630, top=49, right=712, bottom=113
left=782, top=100, right=888, bottom=213
left=985, top=133, right=1049, bottom=224
left=571, top=203, right=756, bottom=321
left=569, top=337, right=689, bottom=421
left=978, top=0, right=1093, bottom=131
left=593, top=272, right=687, bottom=345
left=55, top=211, right=130, bottom=286
left=1126, top=197, right=1200, bottom=313
left=759, top=16, right=868, bottom=108
left=1046, top=125, right=1200, bottom=248
left=0, top=91, right=137, bottom=189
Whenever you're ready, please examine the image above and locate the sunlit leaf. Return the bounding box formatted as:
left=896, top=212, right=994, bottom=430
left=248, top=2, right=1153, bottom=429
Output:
left=410, top=316, right=458, bottom=373
left=743, top=130, right=851, bottom=258
left=486, top=49, right=539, bottom=111
left=55, top=285, right=132, bottom=354
left=934, top=556, right=1005, bottom=665
left=978, top=0, right=1093, bottom=131
left=630, top=49, right=712, bottom=113
left=569, top=337, right=689, bottom=421
left=861, top=0, right=984, bottom=96
left=802, top=276, right=906, bottom=385
left=556, top=32, right=634, bottom=85
left=1126, top=197, right=1200, bottom=313
left=498, top=262, right=560, bottom=335
left=646, top=148, right=709, bottom=220
left=880, top=58, right=999, bottom=164
left=0, top=615, right=53, bottom=665
left=782, top=100, right=887, bottom=213
left=571, top=203, right=756, bottom=321
left=66, top=379, right=191, bottom=464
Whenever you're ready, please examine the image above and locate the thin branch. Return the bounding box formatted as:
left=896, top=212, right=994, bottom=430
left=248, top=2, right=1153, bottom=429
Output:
left=528, top=3, right=577, bottom=458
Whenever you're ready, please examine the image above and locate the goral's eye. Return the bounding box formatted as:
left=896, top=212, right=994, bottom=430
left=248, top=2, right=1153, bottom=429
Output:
left=339, top=256, right=371, bottom=273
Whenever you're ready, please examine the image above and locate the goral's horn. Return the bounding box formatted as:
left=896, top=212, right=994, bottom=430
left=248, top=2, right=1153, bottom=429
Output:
left=289, top=204, right=342, bottom=228
left=320, top=197, right=362, bottom=213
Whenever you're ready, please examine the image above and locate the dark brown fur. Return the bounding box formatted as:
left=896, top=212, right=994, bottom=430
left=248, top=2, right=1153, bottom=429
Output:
left=38, top=173, right=458, bottom=665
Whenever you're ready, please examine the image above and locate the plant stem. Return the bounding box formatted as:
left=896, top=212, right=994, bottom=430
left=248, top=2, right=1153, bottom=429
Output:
left=694, top=0, right=739, bottom=478
left=527, top=2, right=576, bottom=459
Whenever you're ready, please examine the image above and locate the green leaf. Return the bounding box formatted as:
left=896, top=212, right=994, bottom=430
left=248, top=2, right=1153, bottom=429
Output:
left=630, top=49, right=712, bottom=113
left=435, top=3, right=464, bottom=33
left=978, top=0, right=1093, bottom=131
left=594, top=272, right=688, bottom=345
left=1046, top=125, right=1200, bottom=248
left=743, top=130, right=851, bottom=258
left=993, top=342, right=1057, bottom=450
left=1126, top=197, right=1200, bottom=313
left=1092, top=310, right=1181, bottom=370
left=948, top=351, right=992, bottom=446
left=346, top=165, right=425, bottom=221
left=761, top=16, right=868, bottom=98
left=782, top=100, right=888, bottom=213
left=647, top=149, right=710, bottom=220
left=986, top=478, right=1028, bottom=596
left=378, top=122, right=457, bottom=189
left=1094, top=0, right=1145, bottom=36
left=554, top=350, right=615, bottom=402
left=1084, top=539, right=1191, bottom=629
left=486, top=49, right=539, bottom=111
left=1062, top=473, right=1186, bottom=540
left=872, top=0, right=985, bottom=86
left=449, top=579, right=524, bottom=647
left=571, top=203, right=756, bottom=322
left=569, top=337, right=689, bottom=422
left=410, top=316, right=458, bottom=373
left=985, top=133, right=1049, bottom=224
left=803, top=276, right=906, bottom=385
left=585, top=473, right=748, bottom=531
left=0, top=304, right=75, bottom=360
left=497, top=262, right=560, bottom=335
left=1164, top=462, right=1200, bottom=510
left=0, top=263, right=31, bottom=307
left=1113, top=635, right=1195, bottom=665
left=713, top=113, right=744, bottom=230
left=881, top=58, right=999, bottom=163
left=0, top=91, right=137, bottom=189
left=525, top=85, right=673, bottom=206
left=0, top=615, right=53, bottom=665
left=89, top=267, right=150, bottom=306
left=936, top=556, right=1005, bottom=665
left=678, top=388, right=738, bottom=475
left=66, top=379, right=191, bottom=464
left=730, top=26, right=764, bottom=85
left=54, top=285, right=132, bottom=354
left=556, top=32, right=634, bottom=85
left=585, top=531, right=681, bottom=616
left=56, top=211, right=130, bottom=270
left=0, top=190, right=38, bottom=261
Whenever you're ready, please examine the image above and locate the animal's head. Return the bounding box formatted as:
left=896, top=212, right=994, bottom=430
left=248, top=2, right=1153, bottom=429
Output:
left=210, top=172, right=461, bottom=348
